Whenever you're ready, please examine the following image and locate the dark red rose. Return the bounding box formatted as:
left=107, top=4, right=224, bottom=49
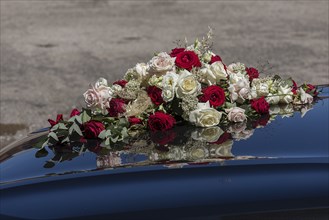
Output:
left=199, top=85, right=226, bottom=108
left=113, top=80, right=128, bottom=87
left=150, top=130, right=176, bottom=146
left=251, top=96, right=270, bottom=114
left=245, top=67, right=259, bottom=81
left=252, top=114, right=271, bottom=128
left=70, top=108, right=80, bottom=117
left=148, top=112, right=176, bottom=131
left=291, top=80, right=298, bottom=95
left=83, top=121, right=105, bottom=139
left=209, top=132, right=232, bottom=145
left=147, top=86, right=164, bottom=105
left=170, top=48, right=185, bottom=57
left=108, top=98, right=126, bottom=117
left=305, top=84, right=318, bottom=96
left=48, top=114, right=63, bottom=127
left=128, top=117, right=142, bottom=126
left=175, top=51, right=201, bottom=71
left=209, top=55, right=222, bottom=64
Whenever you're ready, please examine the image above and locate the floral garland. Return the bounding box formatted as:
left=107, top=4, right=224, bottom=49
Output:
left=43, top=31, right=318, bottom=149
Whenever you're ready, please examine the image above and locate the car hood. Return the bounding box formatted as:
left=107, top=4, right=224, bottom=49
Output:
left=1, top=86, right=328, bottom=188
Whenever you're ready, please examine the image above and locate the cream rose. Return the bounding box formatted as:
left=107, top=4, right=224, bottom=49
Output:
left=176, top=70, right=201, bottom=98
left=148, top=52, right=175, bottom=74
left=251, top=79, right=270, bottom=98
left=225, top=107, right=247, bottom=122
left=191, top=126, right=224, bottom=142
left=189, top=101, right=223, bottom=127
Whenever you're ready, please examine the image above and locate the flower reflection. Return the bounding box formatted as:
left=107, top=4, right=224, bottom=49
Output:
left=36, top=102, right=316, bottom=169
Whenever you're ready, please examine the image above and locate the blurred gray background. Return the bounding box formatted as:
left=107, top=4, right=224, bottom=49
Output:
left=1, top=0, right=328, bottom=147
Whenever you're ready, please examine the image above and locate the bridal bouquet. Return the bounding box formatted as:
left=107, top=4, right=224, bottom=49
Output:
left=44, top=30, right=318, bottom=148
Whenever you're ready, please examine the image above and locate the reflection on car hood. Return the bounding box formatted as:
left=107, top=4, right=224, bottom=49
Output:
left=1, top=86, right=328, bottom=187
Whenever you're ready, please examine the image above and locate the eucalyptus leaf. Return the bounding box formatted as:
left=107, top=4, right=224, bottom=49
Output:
left=98, top=130, right=108, bottom=139
left=48, top=132, right=59, bottom=141
left=81, top=109, right=92, bottom=123
left=57, top=123, right=68, bottom=130
left=72, top=124, right=83, bottom=136
left=105, top=138, right=111, bottom=146
left=35, top=148, right=48, bottom=158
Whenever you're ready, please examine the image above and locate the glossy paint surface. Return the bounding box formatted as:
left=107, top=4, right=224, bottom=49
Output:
left=1, top=87, right=328, bottom=219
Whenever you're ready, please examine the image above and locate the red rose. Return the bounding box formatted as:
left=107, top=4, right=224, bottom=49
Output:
left=70, top=108, right=80, bottom=117
left=251, top=97, right=270, bottom=114
left=170, top=48, right=185, bottom=57
left=199, top=85, right=226, bottom=108
left=128, top=117, right=142, bottom=126
left=108, top=98, right=126, bottom=117
left=305, top=84, right=318, bottom=96
left=147, top=86, right=164, bottom=105
left=209, top=55, right=222, bottom=64
left=113, top=80, right=128, bottom=87
left=175, top=51, right=201, bottom=71
left=252, top=114, right=271, bottom=128
left=291, top=80, right=298, bottom=95
left=148, top=112, right=176, bottom=131
left=150, top=130, right=176, bottom=146
left=246, top=67, right=259, bottom=81
left=48, top=114, right=63, bottom=127
left=209, top=132, right=232, bottom=145
left=83, top=121, right=105, bottom=139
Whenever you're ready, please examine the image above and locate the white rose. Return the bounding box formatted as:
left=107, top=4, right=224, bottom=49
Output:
left=189, top=101, right=223, bottom=127
left=161, top=71, right=179, bottom=101
left=135, top=63, right=149, bottom=77
left=299, top=88, right=313, bottom=104
left=228, top=72, right=251, bottom=103
left=266, top=93, right=280, bottom=105
left=176, top=70, right=201, bottom=98
left=199, top=62, right=227, bottom=85
left=191, top=127, right=224, bottom=142
left=278, top=85, right=293, bottom=104
left=148, top=52, right=175, bottom=74
left=225, top=107, right=247, bottom=122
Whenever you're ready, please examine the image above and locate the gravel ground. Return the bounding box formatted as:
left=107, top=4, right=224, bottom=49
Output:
left=1, top=0, right=328, bottom=148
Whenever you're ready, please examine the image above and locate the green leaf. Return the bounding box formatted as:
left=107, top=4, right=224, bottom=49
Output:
left=105, top=138, right=111, bottom=146
left=57, top=123, right=68, bottom=130
left=48, top=132, right=59, bottom=141
left=98, top=130, right=108, bottom=139
left=35, top=148, right=49, bottom=158
left=81, top=109, right=92, bottom=123
left=72, top=124, right=83, bottom=136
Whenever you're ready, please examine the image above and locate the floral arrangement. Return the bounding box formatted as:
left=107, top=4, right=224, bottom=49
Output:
left=42, top=30, right=318, bottom=149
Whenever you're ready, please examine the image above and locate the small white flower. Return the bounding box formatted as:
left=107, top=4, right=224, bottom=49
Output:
left=278, top=85, right=293, bottom=104
left=225, top=107, right=247, bottom=123
left=189, top=101, right=223, bottom=127
left=124, top=63, right=149, bottom=82
left=227, top=62, right=246, bottom=75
